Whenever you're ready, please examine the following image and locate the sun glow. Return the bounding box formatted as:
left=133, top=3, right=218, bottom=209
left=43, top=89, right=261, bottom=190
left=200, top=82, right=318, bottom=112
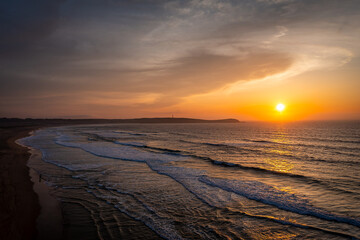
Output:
left=276, top=103, right=285, bottom=112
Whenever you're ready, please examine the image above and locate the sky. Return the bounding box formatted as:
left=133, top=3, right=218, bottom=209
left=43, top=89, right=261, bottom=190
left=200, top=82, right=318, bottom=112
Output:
left=1, top=0, right=360, bottom=121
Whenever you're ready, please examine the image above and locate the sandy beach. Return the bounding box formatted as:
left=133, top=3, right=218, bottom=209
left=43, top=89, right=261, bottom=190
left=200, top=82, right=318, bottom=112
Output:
left=0, top=125, right=41, bottom=240
left=0, top=120, right=97, bottom=240
left=26, top=151, right=63, bottom=240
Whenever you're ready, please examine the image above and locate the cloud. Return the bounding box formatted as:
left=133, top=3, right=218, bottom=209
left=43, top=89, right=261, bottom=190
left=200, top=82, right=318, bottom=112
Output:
left=0, top=0, right=359, bottom=117
left=0, top=0, right=65, bottom=56
left=0, top=49, right=293, bottom=94
left=147, top=50, right=293, bottom=95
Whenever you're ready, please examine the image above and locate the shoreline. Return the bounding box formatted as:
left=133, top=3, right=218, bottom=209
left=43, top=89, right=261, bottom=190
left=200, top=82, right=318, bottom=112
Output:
left=1, top=123, right=163, bottom=240
left=0, top=125, right=64, bottom=240
left=0, top=126, right=41, bottom=240
left=22, top=126, right=163, bottom=240
left=17, top=136, right=63, bottom=240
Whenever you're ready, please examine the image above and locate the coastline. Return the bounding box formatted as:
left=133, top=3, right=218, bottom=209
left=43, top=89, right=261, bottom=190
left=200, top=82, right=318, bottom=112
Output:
left=22, top=126, right=163, bottom=240
left=0, top=123, right=164, bottom=240
left=18, top=136, right=63, bottom=240
left=0, top=125, right=64, bottom=240
left=0, top=126, right=41, bottom=240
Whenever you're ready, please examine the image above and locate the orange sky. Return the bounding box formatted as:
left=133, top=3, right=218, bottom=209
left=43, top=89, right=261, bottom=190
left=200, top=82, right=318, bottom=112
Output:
left=1, top=1, right=360, bottom=121
left=171, top=59, right=360, bottom=121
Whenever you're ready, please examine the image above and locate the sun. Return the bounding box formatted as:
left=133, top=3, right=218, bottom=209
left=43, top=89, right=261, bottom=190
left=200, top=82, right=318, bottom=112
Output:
left=276, top=103, right=285, bottom=112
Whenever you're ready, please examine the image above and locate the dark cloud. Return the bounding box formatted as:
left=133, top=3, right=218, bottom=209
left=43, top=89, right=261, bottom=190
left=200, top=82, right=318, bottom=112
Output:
left=0, top=0, right=65, bottom=56
left=213, top=0, right=360, bottom=39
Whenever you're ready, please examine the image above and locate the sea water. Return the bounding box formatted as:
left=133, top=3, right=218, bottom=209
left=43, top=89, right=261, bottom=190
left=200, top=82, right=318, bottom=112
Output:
left=19, top=122, right=360, bottom=239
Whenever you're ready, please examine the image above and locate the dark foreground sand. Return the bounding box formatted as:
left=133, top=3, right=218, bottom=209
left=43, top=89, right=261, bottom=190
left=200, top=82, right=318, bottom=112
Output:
left=0, top=119, right=162, bottom=240
left=27, top=154, right=63, bottom=240
left=0, top=125, right=40, bottom=240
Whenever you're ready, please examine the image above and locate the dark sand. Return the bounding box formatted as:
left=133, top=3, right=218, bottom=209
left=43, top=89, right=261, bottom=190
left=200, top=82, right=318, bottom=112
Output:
left=27, top=161, right=63, bottom=240
left=0, top=125, right=40, bottom=240
left=0, top=120, right=162, bottom=240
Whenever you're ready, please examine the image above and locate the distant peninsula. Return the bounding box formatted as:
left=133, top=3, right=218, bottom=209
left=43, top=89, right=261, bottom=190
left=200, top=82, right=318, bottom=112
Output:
left=0, top=117, right=241, bottom=127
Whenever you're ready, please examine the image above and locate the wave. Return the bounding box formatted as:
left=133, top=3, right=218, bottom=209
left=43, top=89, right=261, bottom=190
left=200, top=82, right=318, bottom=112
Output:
left=85, top=186, right=182, bottom=240
left=211, top=159, right=307, bottom=177
left=55, top=134, right=186, bottom=165
left=27, top=129, right=360, bottom=239
left=89, top=130, right=359, bottom=163
left=41, top=149, right=110, bottom=172
left=101, top=178, right=359, bottom=239
left=114, top=141, right=185, bottom=154
left=90, top=179, right=360, bottom=239
left=243, top=139, right=274, bottom=144
left=200, top=176, right=360, bottom=228
left=240, top=211, right=360, bottom=239
left=114, top=141, right=146, bottom=147
left=229, top=207, right=359, bottom=239
left=113, top=131, right=146, bottom=136
left=111, top=140, right=358, bottom=196
left=81, top=130, right=146, bottom=140
left=203, top=141, right=260, bottom=148
left=296, top=136, right=360, bottom=145
left=170, top=132, right=196, bottom=138
left=212, top=138, right=359, bottom=154
left=56, top=133, right=359, bottom=198
left=187, top=139, right=360, bottom=164
left=94, top=130, right=358, bottom=168
left=179, top=135, right=358, bottom=158
left=209, top=160, right=358, bottom=197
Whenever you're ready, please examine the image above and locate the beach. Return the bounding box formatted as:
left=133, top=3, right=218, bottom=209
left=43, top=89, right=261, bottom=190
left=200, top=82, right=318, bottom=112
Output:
left=0, top=120, right=163, bottom=240
left=0, top=125, right=40, bottom=240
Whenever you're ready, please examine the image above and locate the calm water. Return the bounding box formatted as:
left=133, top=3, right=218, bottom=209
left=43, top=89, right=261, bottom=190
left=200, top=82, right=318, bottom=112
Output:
left=20, top=122, right=360, bottom=239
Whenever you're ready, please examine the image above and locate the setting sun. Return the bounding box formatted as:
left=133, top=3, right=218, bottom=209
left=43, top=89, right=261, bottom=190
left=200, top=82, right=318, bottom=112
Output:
left=2, top=1, right=360, bottom=239
left=276, top=103, right=286, bottom=112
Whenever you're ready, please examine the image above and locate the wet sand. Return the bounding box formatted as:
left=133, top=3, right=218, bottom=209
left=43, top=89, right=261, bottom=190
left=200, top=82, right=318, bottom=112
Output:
left=28, top=160, right=63, bottom=240
left=0, top=125, right=41, bottom=240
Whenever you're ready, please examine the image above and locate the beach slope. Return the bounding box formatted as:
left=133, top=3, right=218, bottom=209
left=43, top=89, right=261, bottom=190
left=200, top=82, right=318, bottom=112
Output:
left=0, top=126, right=40, bottom=240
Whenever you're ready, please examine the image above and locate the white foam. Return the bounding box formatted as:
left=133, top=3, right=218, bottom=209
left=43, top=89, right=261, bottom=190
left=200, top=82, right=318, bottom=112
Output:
left=200, top=176, right=360, bottom=227
left=55, top=133, right=186, bottom=164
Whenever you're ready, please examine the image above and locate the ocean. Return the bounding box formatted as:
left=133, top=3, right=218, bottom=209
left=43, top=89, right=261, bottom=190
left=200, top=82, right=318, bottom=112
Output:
left=19, top=121, right=360, bottom=239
